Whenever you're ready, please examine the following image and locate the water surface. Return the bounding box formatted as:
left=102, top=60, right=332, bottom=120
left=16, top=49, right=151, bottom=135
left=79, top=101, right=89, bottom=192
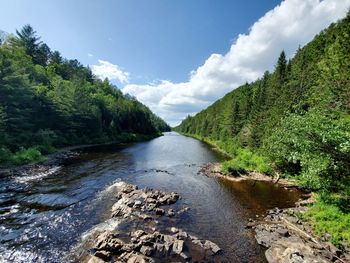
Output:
left=0, top=132, right=302, bottom=262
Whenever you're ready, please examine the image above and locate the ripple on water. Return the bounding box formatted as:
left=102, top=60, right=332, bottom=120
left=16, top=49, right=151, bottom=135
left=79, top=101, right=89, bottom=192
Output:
left=14, top=166, right=61, bottom=184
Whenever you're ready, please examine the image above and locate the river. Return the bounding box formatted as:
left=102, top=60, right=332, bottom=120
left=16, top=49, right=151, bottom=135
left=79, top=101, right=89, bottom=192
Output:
left=0, top=132, right=302, bottom=262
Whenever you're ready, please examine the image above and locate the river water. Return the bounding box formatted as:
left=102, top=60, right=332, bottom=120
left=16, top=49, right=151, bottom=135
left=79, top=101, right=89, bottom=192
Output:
left=0, top=132, right=302, bottom=262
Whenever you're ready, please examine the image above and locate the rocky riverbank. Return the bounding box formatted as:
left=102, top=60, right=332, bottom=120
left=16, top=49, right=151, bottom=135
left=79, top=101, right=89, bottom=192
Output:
left=249, top=206, right=350, bottom=263
left=0, top=150, right=80, bottom=178
left=199, top=163, right=297, bottom=188
left=199, top=162, right=350, bottom=263
left=78, top=182, right=221, bottom=263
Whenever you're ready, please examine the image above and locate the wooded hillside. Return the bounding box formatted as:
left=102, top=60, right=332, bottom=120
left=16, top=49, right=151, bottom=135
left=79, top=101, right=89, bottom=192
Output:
left=0, top=25, right=170, bottom=165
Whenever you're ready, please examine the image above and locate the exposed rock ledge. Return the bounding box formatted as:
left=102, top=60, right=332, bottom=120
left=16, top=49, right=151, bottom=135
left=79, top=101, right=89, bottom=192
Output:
left=248, top=207, right=350, bottom=263
left=81, top=182, right=221, bottom=263
left=199, top=163, right=297, bottom=188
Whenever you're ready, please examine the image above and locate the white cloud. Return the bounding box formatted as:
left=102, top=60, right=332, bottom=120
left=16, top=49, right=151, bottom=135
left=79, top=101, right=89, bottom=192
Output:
left=88, top=53, right=94, bottom=57
left=91, top=59, right=130, bottom=84
left=122, top=0, right=350, bottom=126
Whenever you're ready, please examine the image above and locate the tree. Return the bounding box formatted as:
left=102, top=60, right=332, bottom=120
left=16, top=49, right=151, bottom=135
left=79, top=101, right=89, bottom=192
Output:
left=15, top=25, right=43, bottom=63
left=276, top=50, right=287, bottom=85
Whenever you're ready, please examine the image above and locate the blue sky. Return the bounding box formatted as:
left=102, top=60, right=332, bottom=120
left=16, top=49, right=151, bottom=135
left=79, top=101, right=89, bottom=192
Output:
left=0, top=0, right=280, bottom=83
left=1, top=0, right=350, bottom=125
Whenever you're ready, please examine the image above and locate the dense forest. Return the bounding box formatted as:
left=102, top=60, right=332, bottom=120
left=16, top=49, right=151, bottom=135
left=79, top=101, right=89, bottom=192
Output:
left=0, top=25, right=170, bottom=165
left=176, top=12, right=350, bottom=247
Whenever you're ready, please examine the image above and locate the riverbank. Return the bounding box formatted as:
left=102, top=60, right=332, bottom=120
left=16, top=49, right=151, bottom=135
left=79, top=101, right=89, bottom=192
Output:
left=0, top=133, right=161, bottom=177
left=200, top=162, right=350, bottom=263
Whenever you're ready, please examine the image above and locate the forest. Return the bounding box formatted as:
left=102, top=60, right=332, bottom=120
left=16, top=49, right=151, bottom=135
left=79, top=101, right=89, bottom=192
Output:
left=0, top=25, right=170, bottom=165
left=176, top=12, right=350, bottom=248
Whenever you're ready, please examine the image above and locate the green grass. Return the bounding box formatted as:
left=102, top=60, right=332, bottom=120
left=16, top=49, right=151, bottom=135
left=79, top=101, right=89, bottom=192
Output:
left=180, top=132, right=272, bottom=175
left=221, top=148, right=272, bottom=175
left=302, top=199, right=350, bottom=249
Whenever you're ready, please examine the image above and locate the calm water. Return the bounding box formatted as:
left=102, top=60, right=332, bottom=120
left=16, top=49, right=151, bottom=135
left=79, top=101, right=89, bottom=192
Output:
left=0, top=132, right=302, bottom=262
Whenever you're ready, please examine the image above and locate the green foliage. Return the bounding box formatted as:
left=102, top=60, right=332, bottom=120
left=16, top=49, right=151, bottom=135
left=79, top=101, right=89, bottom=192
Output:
left=11, top=147, right=46, bottom=165
left=302, top=199, right=350, bottom=249
left=222, top=149, right=272, bottom=175
left=0, top=25, right=170, bottom=165
left=265, top=110, right=350, bottom=191
left=175, top=13, right=350, bottom=250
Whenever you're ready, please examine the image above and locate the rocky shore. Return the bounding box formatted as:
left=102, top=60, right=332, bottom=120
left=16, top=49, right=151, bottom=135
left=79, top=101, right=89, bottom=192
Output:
left=80, top=182, right=221, bottom=263
left=200, top=162, right=350, bottom=263
left=248, top=206, right=350, bottom=263
left=0, top=150, right=80, bottom=178
left=199, top=163, right=296, bottom=188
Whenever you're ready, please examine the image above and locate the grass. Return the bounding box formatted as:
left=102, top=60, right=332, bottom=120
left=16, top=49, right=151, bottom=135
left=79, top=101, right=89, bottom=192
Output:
left=221, top=148, right=272, bottom=175
left=180, top=132, right=272, bottom=175
left=302, top=200, right=350, bottom=249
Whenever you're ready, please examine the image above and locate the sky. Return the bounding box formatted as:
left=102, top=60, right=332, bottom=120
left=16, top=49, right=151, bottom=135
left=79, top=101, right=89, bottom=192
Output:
left=1, top=0, right=350, bottom=126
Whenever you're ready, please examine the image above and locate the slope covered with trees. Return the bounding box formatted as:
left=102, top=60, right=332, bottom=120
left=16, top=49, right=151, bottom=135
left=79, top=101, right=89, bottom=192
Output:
left=0, top=25, right=170, bottom=165
left=176, top=13, right=350, bottom=247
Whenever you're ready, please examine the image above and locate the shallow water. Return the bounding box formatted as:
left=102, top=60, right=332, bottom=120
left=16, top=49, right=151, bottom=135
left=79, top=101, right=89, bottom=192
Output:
left=0, top=132, right=302, bottom=262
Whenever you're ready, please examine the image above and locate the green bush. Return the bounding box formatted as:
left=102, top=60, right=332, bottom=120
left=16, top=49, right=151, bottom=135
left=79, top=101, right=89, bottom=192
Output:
left=11, top=147, right=46, bottom=165
left=302, top=199, right=350, bottom=249
left=265, top=110, right=350, bottom=192
left=221, top=148, right=272, bottom=175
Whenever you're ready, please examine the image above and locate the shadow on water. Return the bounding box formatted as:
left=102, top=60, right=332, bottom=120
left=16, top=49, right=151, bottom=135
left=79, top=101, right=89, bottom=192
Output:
left=0, top=132, right=303, bottom=262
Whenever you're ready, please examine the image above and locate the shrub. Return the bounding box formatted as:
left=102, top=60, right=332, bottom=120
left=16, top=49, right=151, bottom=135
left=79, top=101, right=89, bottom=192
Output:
left=11, top=147, right=46, bottom=165
left=265, top=110, right=350, bottom=192
left=221, top=148, right=272, bottom=175
left=302, top=199, right=350, bottom=249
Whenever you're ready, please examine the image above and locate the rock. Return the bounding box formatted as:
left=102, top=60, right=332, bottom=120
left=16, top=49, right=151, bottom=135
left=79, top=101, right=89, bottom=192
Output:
left=134, top=200, right=142, bottom=208
left=111, top=203, right=132, bottom=218
left=88, top=255, right=106, bottom=263
left=180, top=252, right=191, bottom=260
left=143, top=204, right=157, bottom=211
left=170, top=227, right=179, bottom=233
left=153, top=243, right=166, bottom=256
left=265, top=240, right=329, bottom=263
left=172, top=239, right=184, bottom=254
left=155, top=208, right=165, bottom=216
left=94, top=232, right=124, bottom=253
left=131, top=230, right=146, bottom=239
left=276, top=228, right=290, bottom=237
left=140, top=245, right=153, bottom=256
left=94, top=250, right=111, bottom=261
left=119, top=183, right=138, bottom=194
left=177, top=207, right=190, bottom=214
left=203, top=240, right=221, bottom=254
left=177, top=231, right=188, bottom=240
left=167, top=209, right=175, bottom=217
left=245, top=222, right=255, bottom=229
left=127, top=255, right=146, bottom=263
left=192, top=239, right=203, bottom=246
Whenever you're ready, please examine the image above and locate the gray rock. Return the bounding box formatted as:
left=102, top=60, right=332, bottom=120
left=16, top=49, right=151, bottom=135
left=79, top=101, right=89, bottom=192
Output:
left=88, top=255, right=106, bottom=263
left=204, top=240, right=221, bottom=254
left=172, top=239, right=184, bottom=254
left=167, top=209, right=175, bottom=217
left=155, top=208, right=165, bottom=216
left=140, top=245, right=153, bottom=256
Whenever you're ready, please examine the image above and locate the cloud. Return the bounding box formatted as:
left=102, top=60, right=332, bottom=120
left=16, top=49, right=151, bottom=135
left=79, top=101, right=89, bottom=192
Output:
left=91, top=59, right=130, bottom=84
left=122, top=0, right=350, bottom=126
left=88, top=53, right=94, bottom=57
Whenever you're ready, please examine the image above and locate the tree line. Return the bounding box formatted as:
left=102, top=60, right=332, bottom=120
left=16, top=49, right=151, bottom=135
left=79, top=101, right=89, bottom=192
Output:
left=0, top=25, right=170, bottom=165
left=176, top=12, right=350, bottom=215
